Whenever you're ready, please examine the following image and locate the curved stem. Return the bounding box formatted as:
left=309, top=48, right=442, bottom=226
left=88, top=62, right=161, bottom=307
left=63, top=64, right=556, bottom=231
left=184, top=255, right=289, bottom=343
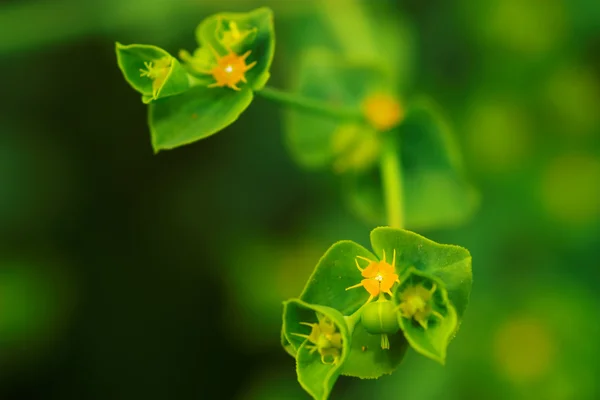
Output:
left=380, top=133, right=404, bottom=229
left=256, top=86, right=364, bottom=122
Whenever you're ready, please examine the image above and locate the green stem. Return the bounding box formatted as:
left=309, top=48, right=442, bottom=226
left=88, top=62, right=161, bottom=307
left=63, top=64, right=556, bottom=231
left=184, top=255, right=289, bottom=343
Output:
left=256, top=86, right=364, bottom=122
left=380, top=133, right=404, bottom=229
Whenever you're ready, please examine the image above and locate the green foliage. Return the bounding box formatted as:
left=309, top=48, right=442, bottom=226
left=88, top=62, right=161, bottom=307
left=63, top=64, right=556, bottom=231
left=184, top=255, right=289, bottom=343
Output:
left=348, top=100, right=480, bottom=230
left=285, top=50, right=388, bottom=171
left=115, top=8, right=275, bottom=152
left=284, top=51, right=479, bottom=230
left=282, top=227, right=472, bottom=399
left=340, top=321, right=408, bottom=379
left=149, top=86, right=253, bottom=150
left=111, top=7, right=475, bottom=399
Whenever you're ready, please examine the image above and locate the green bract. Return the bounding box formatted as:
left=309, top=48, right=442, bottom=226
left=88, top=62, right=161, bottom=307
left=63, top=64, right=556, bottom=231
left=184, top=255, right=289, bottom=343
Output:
left=394, top=268, right=458, bottom=364
left=282, top=227, right=472, bottom=399
left=285, top=50, right=479, bottom=230
left=115, top=43, right=190, bottom=104
left=283, top=300, right=350, bottom=400
left=115, top=8, right=275, bottom=152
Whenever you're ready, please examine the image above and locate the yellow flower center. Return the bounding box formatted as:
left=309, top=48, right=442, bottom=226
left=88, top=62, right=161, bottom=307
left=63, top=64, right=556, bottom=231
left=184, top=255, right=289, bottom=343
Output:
left=205, top=48, right=257, bottom=91
left=345, top=249, right=400, bottom=300
left=362, top=92, right=404, bottom=131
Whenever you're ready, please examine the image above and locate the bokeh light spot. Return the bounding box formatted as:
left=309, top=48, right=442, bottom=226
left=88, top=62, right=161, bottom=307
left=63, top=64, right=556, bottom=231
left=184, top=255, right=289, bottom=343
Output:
left=493, top=316, right=556, bottom=383
left=482, top=0, right=566, bottom=54
left=466, top=100, right=532, bottom=173
left=541, top=154, right=600, bottom=225
left=545, top=64, right=600, bottom=137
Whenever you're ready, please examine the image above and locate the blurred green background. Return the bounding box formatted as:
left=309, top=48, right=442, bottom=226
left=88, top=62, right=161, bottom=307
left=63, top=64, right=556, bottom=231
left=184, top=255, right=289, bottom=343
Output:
left=1, top=0, right=599, bottom=398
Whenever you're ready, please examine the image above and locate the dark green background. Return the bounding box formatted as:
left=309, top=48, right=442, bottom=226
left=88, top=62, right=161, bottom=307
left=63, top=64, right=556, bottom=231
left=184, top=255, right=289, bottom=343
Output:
left=1, top=0, right=599, bottom=399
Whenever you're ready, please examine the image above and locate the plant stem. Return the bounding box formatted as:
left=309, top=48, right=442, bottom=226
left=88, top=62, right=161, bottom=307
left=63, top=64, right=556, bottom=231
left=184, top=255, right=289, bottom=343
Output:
left=380, top=133, right=404, bottom=229
left=256, top=86, right=364, bottom=122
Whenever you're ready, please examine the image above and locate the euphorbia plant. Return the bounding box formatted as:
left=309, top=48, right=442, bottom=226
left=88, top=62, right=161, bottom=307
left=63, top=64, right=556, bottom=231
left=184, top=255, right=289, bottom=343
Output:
left=114, top=7, right=474, bottom=400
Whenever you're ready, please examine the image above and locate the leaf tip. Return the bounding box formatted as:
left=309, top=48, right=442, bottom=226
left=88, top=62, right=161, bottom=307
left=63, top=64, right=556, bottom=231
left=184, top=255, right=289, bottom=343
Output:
left=151, top=138, right=164, bottom=154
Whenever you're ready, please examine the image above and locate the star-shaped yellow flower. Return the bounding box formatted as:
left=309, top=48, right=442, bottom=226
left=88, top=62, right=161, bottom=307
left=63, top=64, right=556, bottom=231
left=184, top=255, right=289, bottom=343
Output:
left=345, top=249, right=400, bottom=300
left=206, top=48, right=256, bottom=91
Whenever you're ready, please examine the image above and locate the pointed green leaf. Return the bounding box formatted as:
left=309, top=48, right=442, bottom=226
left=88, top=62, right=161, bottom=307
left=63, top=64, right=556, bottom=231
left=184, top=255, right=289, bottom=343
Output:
left=370, top=227, right=472, bottom=319
left=394, top=268, right=458, bottom=364
left=298, top=240, right=376, bottom=316
left=340, top=322, right=409, bottom=379
left=148, top=86, right=253, bottom=152
left=346, top=99, right=480, bottom=230
left=282, top=299, right=350, bottom=400
left=285, top=50, right=388, bottom=169
left=195, top=7, right=275, bottom=90
left=115, top=43, right=190, bottom=103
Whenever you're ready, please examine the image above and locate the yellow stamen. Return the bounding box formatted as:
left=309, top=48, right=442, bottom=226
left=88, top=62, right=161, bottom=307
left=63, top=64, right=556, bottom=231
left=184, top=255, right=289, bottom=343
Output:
left=354, top=259, right=364, bottom=272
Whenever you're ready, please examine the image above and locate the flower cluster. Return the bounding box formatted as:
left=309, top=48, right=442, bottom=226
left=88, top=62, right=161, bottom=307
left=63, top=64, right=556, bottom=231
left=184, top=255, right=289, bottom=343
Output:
left=293, top=313, right=344, bottom=365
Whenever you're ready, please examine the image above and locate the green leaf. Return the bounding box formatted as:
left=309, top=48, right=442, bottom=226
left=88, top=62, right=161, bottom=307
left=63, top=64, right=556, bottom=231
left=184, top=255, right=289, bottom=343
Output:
left=282, top=299, right=350, bottom=400
left=298, top=240, right=376, bottom=317
left=195, top=7, right=275, bottom=90
left=285, top=50, right=388, bottom=169
left=394, top=268, right=458, bottom=364
left=369, top=227, right=472, bottom=320
left=115, top=43, right=190, bottom=104
left=148, top=86, right=253, bottom=152
left=340, top=322, right=409, bottom=379
left=346, top=99, right=480, bottom=230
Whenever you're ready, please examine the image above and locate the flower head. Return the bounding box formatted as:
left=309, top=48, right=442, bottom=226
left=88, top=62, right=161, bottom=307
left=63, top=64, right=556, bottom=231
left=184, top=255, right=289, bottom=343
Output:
left=345, top=249, right=400, bottom=300
left=292, top=313, right=343, bottom=365
left=397, top=283, right=443, bottom=329
left=362, top=92, right=403, bottom=131
left=204, top=46, right=256, bottom=91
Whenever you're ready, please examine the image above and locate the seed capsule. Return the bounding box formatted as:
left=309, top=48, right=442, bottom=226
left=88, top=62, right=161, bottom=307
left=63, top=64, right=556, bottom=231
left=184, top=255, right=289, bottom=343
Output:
left=361, top=300, right=400, bottom=335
